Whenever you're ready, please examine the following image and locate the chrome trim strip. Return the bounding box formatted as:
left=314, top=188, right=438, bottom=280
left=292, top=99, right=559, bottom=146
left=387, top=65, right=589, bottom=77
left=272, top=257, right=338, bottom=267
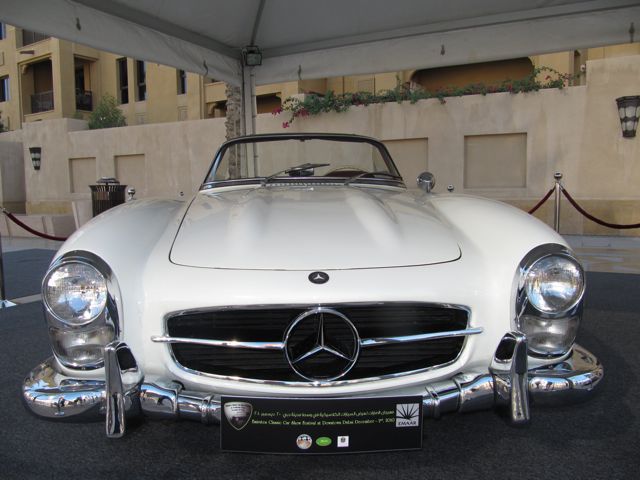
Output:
left=153, top=328, right=483, bottom=350
left=201, top=133, right=404, bottom=190
left=360, top=327, right=483, bottom=347
left=151, top=336, right=285, bottom=350
left=167, top=359, right=466, bottom=388
left=164, top=301, right=471, bottom=319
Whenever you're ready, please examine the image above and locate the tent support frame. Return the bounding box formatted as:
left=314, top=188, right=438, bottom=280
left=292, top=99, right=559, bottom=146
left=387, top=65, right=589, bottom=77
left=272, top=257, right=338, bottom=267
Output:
left=241, top=64, right=257, bottom=137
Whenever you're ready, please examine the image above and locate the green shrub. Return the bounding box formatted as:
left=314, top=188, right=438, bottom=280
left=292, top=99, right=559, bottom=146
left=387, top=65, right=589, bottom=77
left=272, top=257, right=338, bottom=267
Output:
left=88, top=94, right=127, bottom=129
left=276, top=66, right=578, bottom=127
left=0, top=111, right=7, bottom=133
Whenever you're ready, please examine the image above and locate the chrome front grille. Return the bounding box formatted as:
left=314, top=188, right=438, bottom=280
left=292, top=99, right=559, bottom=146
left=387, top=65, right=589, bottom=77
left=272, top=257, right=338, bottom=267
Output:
left=159, top=303, right=478, bottom=384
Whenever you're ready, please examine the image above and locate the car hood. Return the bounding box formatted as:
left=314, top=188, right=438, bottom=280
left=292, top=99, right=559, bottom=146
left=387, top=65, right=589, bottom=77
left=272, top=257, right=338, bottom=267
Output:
left=170, top=186, right=461, bottom=270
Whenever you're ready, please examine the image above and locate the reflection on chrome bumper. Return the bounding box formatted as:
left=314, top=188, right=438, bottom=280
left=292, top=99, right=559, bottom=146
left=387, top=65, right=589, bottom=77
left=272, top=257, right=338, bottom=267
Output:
left=22, top=335, right=603, bottom=438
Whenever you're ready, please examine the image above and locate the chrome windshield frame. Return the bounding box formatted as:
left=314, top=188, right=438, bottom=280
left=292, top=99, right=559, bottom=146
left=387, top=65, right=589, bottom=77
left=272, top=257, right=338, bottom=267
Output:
left=200, top=133, right=405, bottom=190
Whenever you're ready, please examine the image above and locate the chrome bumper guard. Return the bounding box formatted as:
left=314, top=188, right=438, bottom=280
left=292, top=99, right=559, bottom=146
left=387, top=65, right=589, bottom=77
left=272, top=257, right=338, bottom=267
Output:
left=22, top=333, right=603, bottom=438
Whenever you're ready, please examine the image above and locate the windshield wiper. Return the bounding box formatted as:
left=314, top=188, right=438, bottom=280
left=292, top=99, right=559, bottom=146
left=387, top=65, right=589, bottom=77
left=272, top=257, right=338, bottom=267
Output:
left=261, top=163, right=330, bottom=186
left=344, top=171, right=403, bottom=186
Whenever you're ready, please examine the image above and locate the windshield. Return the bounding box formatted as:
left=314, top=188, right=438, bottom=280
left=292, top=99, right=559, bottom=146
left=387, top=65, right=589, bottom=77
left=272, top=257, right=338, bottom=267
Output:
left=203, top=135, right=403, bottom=187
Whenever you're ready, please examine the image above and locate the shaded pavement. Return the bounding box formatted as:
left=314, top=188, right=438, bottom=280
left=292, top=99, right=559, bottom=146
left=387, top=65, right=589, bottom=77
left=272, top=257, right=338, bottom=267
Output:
left=0, top=271, right=638, bottom=479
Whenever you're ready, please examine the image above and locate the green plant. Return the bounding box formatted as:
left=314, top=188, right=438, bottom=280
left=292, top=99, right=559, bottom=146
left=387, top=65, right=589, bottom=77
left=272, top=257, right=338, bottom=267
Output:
left=0, top=111, right=7, bottom=133
left=275, top=67, right=577, bottom=127
left=88, top=94, right=127, bottom=129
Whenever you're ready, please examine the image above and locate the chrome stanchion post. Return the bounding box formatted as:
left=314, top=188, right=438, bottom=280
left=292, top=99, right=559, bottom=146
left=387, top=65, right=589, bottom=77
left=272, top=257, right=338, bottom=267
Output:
left=554, top=172, right=563, bottom=233
left=0, top=228, right=16, bottom=309
left=0, top=230, right=6, bottom=302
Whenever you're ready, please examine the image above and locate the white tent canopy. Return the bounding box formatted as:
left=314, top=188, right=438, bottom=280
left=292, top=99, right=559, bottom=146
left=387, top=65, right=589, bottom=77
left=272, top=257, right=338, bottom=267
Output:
left=2, top=0, right=639, bottom=86
left=2, top=0, right=639, bottom=134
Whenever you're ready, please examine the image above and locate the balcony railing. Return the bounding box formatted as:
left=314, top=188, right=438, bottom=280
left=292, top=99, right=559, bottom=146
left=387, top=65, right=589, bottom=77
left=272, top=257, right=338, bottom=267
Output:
left=76, top=90, right=93, bottom=111
left=31, top=90, right=54, bottom=114
left=22, top=30, right=50, bottom=46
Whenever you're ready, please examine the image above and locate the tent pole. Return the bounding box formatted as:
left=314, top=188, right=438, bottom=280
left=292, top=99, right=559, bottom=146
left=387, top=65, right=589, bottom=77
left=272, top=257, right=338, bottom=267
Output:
left=241, top=63, right=258, bottom=174
left=241, top=64, right=256, bottom=136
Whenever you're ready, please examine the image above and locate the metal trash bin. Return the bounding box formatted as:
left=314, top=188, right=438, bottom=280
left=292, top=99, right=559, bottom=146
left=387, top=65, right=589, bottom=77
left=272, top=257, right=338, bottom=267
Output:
left=89, top=178, right=127, bottom=217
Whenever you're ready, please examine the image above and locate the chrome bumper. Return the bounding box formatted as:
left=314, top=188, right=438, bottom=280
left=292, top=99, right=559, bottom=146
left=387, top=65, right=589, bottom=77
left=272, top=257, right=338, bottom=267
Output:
left=22, top=334, right=603, bottom=438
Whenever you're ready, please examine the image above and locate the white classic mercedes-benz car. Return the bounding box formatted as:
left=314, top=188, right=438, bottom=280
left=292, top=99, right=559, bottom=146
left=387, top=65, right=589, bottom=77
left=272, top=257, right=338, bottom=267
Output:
left=23, top=133, right=602, bottom=442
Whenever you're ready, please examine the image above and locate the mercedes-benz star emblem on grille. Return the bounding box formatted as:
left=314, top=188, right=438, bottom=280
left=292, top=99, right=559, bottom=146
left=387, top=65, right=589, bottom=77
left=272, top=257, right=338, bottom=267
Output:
left=308, top=271, right=329, bottom=284
left=284, top=307, right=360, bottom=382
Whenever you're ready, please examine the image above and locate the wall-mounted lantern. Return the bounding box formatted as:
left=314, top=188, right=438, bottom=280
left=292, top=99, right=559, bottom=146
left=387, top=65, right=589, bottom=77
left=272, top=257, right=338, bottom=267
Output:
left=242, top=45, right=262, bottom=67
left=616, top=96, right=640, bottom=138
left=29, top=147, right=42, bottom=170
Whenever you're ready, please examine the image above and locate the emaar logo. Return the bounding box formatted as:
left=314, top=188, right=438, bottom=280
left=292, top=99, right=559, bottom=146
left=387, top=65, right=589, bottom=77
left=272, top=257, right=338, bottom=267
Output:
left=395, top=403, right=420, bottom=427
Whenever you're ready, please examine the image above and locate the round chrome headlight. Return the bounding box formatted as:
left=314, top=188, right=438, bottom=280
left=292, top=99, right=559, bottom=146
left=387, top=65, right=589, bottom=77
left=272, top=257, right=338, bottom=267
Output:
left=524, top=255, right=585, bottom=314
left=44, top=262, right=108, bottom=325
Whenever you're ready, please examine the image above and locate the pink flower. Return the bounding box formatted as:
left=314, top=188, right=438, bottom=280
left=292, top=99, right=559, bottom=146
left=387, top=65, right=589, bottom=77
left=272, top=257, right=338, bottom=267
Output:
left=272, top=107, right=283, bottom=116
left=282, top=121, right=290, bottom=128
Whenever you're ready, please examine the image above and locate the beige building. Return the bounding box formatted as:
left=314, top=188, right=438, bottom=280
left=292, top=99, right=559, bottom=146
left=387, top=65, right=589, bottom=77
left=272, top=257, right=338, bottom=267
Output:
left=1, top=21, right=640, bottom=238
left=2, top=21, right=639, bottom=132
left=0, top=22, right=372, bottom=129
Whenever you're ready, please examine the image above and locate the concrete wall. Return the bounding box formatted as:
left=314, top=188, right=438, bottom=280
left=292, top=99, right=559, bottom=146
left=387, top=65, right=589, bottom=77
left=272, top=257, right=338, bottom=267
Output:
left=258, top=55, right=640, bottom=237
left=0, top=140, right=25, bottom=212
left=14, top=117, right=226, bottom=214
left=2, top=55, right=638, bottom=236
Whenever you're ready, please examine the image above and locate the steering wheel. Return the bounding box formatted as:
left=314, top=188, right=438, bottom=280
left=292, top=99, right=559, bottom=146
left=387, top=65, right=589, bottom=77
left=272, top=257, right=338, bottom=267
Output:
left=324, top=166, right=366, bottom=176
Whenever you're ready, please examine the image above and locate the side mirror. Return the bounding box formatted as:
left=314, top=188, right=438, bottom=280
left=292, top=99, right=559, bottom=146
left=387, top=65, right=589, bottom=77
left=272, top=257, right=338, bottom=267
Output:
left=417, top=172, right=436, bottom=193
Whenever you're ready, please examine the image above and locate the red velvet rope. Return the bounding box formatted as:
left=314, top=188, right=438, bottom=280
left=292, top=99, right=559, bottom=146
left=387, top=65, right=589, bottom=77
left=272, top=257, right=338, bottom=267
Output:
left=2, top=186, right=637, bottom=241
left=527, top=187, right=555, bottom=214
left=3, top=211, right=68, bottom=241
left=561, top=188, right=640, bottom=229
